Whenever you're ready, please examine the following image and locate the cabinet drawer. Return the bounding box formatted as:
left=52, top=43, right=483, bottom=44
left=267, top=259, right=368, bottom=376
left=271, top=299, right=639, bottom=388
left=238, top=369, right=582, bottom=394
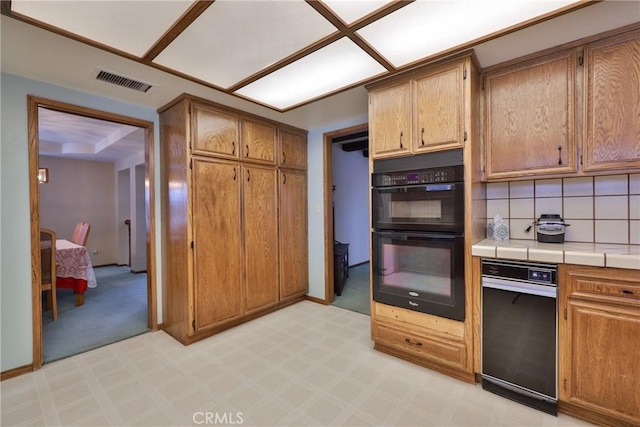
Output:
left=373, top=323, right=466, bottom=369
left=572, top=278, right=640, bottom=303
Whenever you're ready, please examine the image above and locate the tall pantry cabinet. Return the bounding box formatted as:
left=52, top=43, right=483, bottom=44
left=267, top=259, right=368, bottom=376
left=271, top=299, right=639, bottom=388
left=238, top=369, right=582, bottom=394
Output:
left=159, top=94, right=308, bottom=344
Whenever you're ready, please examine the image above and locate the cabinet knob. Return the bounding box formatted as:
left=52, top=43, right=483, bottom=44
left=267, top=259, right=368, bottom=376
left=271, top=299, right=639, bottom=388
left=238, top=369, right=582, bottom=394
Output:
left=400, top=131, right=404, bottom=149
left=283, top=172, right=287, bottom=185
left=421, top=127, right=425, bottom=146
left=282, top=152, right=286, bottom=164
left=622, top=289, right=634, bottom=295
left=405, top=338, right=423, bottom=347
left=247, top=169, right=250, bottom=182
left=233, top=168, right=236, bottom=181
left=232, top=141, right=236, bottom=156
left=246, top=144, right=249, bottom=157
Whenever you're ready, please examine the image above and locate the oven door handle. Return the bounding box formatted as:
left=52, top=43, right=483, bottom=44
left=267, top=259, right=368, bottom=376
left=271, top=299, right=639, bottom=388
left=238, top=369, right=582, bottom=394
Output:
left=482, top=277, right=557, bottom=298
left=375, top=231, right=457, bottom=241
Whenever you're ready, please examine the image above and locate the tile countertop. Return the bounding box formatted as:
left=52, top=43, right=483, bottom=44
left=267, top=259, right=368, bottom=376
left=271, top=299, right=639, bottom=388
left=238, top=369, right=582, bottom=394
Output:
left=472, top=239, right=640, bottom=270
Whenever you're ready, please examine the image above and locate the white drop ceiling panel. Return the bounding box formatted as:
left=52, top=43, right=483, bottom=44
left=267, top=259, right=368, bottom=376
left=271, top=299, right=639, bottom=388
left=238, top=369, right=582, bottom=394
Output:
left=5, top=0, right=626, bottom=112
left=323, top=0, right=393, bottom=24
left=236, top=37, right=387, bottom=110
left=11, top=0, right=192, bottom=57
left=357, top=0, right=582, bottom=67
left=153, top=0, right=337, bottom=89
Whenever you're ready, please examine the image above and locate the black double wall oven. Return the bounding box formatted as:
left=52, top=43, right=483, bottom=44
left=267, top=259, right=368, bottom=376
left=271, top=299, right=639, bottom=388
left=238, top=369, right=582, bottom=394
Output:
left=372, top=150, right=465, bottom=322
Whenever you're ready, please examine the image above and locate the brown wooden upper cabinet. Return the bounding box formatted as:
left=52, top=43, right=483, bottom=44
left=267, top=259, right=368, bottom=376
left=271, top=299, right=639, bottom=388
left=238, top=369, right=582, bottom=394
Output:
left=369, top=55, right=470, bottom=160
left=583, top=29, right=640, bottom=172
left=484, top=49, right=577, bottom=179
left=414, top=62, right=465, bottom=154
left=278, top=128, right=307, bottom=169
left=241, top=119, right=276, bottom=165
left=192, top=103, right=239, bottom=159
left=369, top=81, right=412, bottom=159
left=484, top=27, right=639, bottom=180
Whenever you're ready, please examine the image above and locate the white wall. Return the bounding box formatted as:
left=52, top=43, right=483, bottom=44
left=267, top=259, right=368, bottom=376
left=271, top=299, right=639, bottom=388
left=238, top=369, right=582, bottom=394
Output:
left=0, top=72, right=160, bottom=372
left=332, top=146, right=370, bottom=266
left=306, top=116, right=368, bottom=299
left=39, top=156, right=117, bottom=266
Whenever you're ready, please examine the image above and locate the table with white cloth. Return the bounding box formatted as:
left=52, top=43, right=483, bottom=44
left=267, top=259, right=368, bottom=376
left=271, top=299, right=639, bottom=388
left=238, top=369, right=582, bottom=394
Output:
left=55, top=239, right=97, bottom=306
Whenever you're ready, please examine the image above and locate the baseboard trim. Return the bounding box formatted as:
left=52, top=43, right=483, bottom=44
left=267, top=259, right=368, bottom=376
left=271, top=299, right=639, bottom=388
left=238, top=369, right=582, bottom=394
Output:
left=305, top=295, right=330, bottom=305
left=1, top=364, right=33, bottom=381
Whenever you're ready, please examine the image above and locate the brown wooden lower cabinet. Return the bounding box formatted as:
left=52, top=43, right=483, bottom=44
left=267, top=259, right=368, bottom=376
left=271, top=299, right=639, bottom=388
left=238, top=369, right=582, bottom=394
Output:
left=559, top=265, right=640, bottom=427
left=371, top=302, right=475, bottom=383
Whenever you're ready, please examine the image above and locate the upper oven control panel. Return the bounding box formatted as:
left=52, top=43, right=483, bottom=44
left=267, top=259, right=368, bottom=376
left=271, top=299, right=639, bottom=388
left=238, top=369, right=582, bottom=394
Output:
left=373, top=165, right=463, bottom=187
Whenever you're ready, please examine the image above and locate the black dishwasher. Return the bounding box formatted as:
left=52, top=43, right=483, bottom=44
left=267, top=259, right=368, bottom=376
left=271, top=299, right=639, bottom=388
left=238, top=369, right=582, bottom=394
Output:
left=481, top=259, right=558, bottom=415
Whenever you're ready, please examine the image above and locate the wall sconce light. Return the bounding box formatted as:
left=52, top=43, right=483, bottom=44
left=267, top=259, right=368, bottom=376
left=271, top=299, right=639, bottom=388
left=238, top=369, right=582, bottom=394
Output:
left=38, top=168, right=49, bottom=184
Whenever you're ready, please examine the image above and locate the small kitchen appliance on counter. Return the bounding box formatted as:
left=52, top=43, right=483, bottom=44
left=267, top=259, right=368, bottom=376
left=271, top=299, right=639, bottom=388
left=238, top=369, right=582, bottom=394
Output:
left=534, top=214, right=569, bottom=243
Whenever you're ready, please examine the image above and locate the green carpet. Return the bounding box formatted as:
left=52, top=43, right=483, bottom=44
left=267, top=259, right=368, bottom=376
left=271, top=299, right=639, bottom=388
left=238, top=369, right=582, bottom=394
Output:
left=332, top=262, right=371, bottom=316
left=42, top=265, right=149, bottom=363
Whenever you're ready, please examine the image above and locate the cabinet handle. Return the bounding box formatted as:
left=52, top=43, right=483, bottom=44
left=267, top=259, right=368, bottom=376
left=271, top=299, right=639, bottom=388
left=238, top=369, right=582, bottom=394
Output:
left=282, top=152, right=286, bottom=164
left=247, top=169, right=250, bottom=182
left=622, top=289, right=634, bottom=295
left=557, top=144, right=563, bottom=165
left=405, top=338, right=422, bottom=347
left=233, top=167, right=236, bottom=181
left=421, top=127, right=425, bottom=146
left=246, top=144, right=249, bottom=157
left=400, top=131, right=404, bottom=149
left=283, top=172, right=287, bottom=184
left=232, top=141, right=235, bottom=156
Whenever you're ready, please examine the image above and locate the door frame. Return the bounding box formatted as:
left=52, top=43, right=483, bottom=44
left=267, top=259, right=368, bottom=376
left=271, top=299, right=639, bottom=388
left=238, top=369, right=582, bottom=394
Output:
left=322, top=123, right=369, bottom=304
left=28, top=96, right=157, bottom=368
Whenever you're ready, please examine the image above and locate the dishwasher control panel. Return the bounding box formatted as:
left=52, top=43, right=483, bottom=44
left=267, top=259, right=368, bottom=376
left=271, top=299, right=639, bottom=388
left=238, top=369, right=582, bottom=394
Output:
left=482, top=259, right=557, bottom=286
left=529, top=269, right=553, bottom=284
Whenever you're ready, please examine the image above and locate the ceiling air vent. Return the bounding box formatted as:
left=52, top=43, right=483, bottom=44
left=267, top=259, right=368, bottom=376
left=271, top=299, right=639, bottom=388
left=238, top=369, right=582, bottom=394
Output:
left=95, top=69, right=153, bottom=93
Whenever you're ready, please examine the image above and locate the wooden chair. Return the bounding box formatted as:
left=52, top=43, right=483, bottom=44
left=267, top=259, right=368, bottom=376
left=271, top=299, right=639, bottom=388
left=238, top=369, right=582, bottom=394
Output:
left=40, top=228, right=58, bottom=321
left=71, top=222, right=90, bottom=246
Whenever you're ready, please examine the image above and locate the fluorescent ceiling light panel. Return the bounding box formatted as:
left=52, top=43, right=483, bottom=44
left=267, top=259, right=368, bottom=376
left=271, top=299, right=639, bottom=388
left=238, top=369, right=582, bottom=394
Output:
left=323, top=0, right=394, bottom=24
left=236, top=37, right=386, bottom=110
left=11, top=0, right=192, bottom=57
left=154, top=0, right=337, bottom=89
left=357, top=0, right=582, bottom=67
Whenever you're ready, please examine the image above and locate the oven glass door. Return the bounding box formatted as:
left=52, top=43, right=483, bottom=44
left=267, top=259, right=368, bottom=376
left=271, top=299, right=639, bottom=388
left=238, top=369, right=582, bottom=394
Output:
left=372, top=231, right=465, bottom=321
left=372, top=183, right=463, bottom=231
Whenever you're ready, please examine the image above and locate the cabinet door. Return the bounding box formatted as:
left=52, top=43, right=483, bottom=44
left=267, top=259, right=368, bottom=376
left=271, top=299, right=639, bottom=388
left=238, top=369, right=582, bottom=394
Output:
left=192, top=159, right=243, bottom=331
left=563, top=299, right=640, bottom=423
left=279, top=128, right=307, bottom=169
left=584, top=30, right=640, bottom=171
left=241, top=119, right=276, bottom=164
left=192, top=103, right=239, bottom=159
left=243, top=165, right=279, bottom=311
left=485, top=50, right=577, bottom=179
left=369, top=82, right=412, bottom=159
left=414, top=63, right=464, bottom=153
left=278, top=169, right=308, bottom=299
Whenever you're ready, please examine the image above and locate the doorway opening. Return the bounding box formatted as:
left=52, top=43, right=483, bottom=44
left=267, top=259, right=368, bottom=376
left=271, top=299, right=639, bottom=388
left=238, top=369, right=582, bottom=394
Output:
left=322, top=123, right=371, bottom=315
left=28, top=96, right=157, bottom=368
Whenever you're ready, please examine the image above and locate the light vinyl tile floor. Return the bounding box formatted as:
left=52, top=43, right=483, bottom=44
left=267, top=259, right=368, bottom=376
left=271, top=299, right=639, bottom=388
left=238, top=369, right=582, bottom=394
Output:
left=1, top=301, right=591, bottom=427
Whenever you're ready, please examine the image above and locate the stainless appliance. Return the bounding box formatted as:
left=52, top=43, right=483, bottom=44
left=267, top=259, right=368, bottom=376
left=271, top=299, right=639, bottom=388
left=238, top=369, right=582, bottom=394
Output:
left=535, top=214, right=569, bottom=243
left=481, top=259, right=558, bottom=415
left=371, top=150, right=465, bottom=322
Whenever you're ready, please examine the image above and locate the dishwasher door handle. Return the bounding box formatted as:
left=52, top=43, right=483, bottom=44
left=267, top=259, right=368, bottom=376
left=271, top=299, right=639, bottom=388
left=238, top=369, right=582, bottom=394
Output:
left=482, top=277, right=557, bottom=298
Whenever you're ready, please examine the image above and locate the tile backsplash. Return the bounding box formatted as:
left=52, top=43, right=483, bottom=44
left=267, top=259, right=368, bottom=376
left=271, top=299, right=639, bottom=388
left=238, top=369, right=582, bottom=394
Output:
left=485, top=174, right=640, bottom=245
